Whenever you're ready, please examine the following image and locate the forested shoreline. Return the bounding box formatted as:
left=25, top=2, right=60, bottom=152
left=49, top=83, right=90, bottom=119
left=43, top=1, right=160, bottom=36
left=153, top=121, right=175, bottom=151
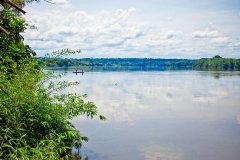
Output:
left=193, top=55, right=240, bottom=71
left=36, top=57, right=194, bottom=68
left=36, top=56, right=240, bottom=71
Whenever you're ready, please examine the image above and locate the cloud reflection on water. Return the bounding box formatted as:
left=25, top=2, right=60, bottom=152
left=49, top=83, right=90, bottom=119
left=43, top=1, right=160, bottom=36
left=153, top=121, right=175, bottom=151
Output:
left=141, top=144, right=183, bottom=160
left=63, top=71, right=240, bottom=125
left=57, top=70, right=240, bottom=160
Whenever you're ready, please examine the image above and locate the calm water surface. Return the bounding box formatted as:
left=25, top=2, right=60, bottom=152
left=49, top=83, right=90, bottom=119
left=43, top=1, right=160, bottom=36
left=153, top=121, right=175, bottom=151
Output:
left=57, top=70, right=240, bottom=160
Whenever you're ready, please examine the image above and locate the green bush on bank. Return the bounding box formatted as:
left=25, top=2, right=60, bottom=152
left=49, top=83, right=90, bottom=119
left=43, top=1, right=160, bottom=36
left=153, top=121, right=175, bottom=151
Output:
left=0, top=59, right=102, bottom=159
left=0, top=9, right=105, bottom=160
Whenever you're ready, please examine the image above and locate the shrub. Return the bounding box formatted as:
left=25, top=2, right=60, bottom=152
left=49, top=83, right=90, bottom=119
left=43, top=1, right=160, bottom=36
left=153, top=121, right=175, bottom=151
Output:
left=0, top=58, right=105, bottom=159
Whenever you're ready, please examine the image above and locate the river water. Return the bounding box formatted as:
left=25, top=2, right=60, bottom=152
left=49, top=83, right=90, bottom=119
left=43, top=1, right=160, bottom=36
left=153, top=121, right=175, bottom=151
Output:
left=56, top=70, right=240, bottom=160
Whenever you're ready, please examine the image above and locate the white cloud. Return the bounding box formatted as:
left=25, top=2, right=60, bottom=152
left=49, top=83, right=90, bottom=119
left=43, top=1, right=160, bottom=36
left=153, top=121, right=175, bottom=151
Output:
left=114, top=8, right=137, bottom=20
left=167, top=16, right=174, bottom=21
left=190, top=27, right=239, bottom=56
left=22, top=4, right=240, bottom=58
left=24, top=8, right=141, bottom=52
left=52, top=0, right=70, bottom=5
left=210, top=37, right=230, bottom=44
left=232, top=42, right=240, bottom=47
left=193, top=28, right=219, bottom=38
left=24, top=7, right=187, bottom=57
left=164, top=30, right=181, bottom=39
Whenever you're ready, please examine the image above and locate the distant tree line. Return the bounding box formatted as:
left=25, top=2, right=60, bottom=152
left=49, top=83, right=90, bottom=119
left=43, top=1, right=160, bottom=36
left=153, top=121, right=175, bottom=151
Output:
left=36, top=57, right=195, bottom=69
left=193, top=55, right=240, bottom=71
left=36, top=56, right=240, bottom=71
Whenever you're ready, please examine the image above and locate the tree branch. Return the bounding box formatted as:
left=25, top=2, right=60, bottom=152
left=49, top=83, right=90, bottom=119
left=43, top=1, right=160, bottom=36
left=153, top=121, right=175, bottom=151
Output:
left=3, top=0, right=26, bottom=14
left=0, top=25, right=9, bottom=34
left=43, top=0, right=54, bottom=4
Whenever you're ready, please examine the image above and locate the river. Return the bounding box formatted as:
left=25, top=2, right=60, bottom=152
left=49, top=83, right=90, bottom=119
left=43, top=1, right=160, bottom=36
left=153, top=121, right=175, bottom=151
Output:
left=54, top=70, right=240, bottom=160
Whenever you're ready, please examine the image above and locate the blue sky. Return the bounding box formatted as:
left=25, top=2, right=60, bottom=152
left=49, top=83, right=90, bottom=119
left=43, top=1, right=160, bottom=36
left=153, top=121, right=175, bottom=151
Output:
left=23, top=0, right=240, bottom=58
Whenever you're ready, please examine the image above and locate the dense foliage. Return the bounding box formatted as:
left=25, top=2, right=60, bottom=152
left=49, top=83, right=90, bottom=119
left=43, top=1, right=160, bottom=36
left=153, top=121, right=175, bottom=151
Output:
left=0, top=10, right=35, bottom=66
left=193, top=55, right=240, bottom=71
left=0, top=60, right=103, bottom=159
left=0, top=5, right=104, bottom=160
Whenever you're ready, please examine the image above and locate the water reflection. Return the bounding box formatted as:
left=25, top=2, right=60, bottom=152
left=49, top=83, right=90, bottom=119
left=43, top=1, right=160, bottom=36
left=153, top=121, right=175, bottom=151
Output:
left=141, top=145, right=183, bottom=160
left=197, top=71, right=240, bottom=79
left=57, top=70, right=240, bottom=160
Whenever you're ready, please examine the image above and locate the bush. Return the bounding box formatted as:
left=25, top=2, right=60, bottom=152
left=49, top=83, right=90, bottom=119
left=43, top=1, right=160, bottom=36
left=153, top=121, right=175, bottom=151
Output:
left=0, top=58, right=105, bottom=159
left=1, top=7, right=105, bottom=159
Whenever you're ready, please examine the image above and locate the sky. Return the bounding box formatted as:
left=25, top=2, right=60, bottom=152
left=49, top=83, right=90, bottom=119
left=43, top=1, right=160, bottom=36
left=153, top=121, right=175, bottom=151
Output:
left=23, top=0, right=240, bottom=58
